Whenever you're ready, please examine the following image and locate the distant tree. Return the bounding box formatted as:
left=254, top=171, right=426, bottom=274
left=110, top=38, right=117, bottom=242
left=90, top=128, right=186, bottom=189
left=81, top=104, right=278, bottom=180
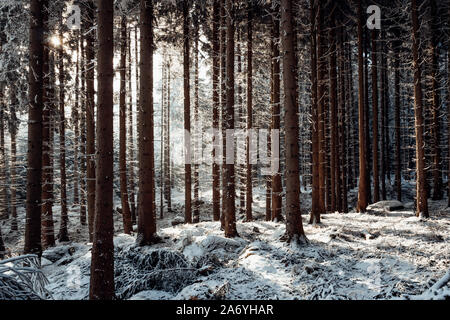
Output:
left=119, top=15, right=132, bottom=234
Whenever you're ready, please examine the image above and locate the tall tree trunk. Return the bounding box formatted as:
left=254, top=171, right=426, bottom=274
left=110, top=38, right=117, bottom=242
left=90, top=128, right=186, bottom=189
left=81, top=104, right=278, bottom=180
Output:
left=137, top=0, right=157, bottom=244
left=338, top=24, right=348, bottom=213
left=85, top=1, right=96, bottom=242
left=80, top=23, right=87, bottom=226
left=89, top=0, right=115, bottom=300
left=58, top=33, right=69, bottom=242
left=280, top=0, right=306, bottom=243
left=411, top=0, right=429, bottom=218
left=220, top=0, right=227, bottom=228
left=128, top=27, right=136, bottom=224
left=364, top=32, right=372, bottom=204
left=317, top=1, right=326, bottom=213
left=73, top=30, right=80, bottom=210
left=380, top=31, right=387, bottom=200
left=429, top=0, right=443, bottom=200
left=224, top=0, right=237, bottom=238
left=371, top=29, right=380, bottom=203
left=0, top=99, right=9, bottom=220
left=394, top=33, right=402, bottom=201
left=193, top=16, right=200, bottom=224
left=24, top=0, right=45, bottom=256
left=183, top=0, right=192, bottom=224
left=271, top=1, right=282, bottom=222
left=310, top=0, right=320, bottom=224
left=329, top=13, right=339, bottom=212
left=41, top=26, right=55, bottom=247
left=9, top=110, right=18, bottom=232
left=245, top=0, right=253, bottom=222
left=356, top=0, right=368, bottom=213
left=212, top=0, right=221, bottom=221
left=119, top=16, right=132, bottom=234
left=164, top=62, right=172, bottom=212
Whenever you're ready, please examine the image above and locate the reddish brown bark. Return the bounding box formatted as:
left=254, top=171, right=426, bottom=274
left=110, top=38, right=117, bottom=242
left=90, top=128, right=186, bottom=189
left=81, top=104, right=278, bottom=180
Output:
left=89, top=0, right=115, bottom=300
left=85, top=1, right=96, bottom=241
left=245, top=1, right=253, bottom=222
left=271, top=1, right=282, bottom=222
left=310, top=0, right=320, bottom=223
left=411, top=0, right=429, bottom=218
left=119, top=16, right=132, bottom=234
left=356, top=0, right=368, bottom=213
left=280, top=0, right=306, bottom=243
left=137, top=0, right=157, bottom=244
left=212, top=0, right=220, bottom=222
left=183, top=0, right=192, bottom=224
left=224, top=0, right=237, bottom=238
left=57, top=33, right=69, bottom=243
left=371, top=29, right=380, bottom=203
left=24, top=0, right=45, bottom=256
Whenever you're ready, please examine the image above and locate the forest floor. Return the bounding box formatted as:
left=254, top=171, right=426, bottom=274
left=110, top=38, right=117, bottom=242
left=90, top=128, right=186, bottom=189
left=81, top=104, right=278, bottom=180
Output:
left=0, top=185, right=449, bottom=300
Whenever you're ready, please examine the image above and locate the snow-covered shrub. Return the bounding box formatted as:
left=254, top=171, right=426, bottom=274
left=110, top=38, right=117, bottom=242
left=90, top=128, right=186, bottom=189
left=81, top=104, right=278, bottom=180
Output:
left=114, top=246, right=197, bottom=300
left=0, top=254, right=52, bottom=300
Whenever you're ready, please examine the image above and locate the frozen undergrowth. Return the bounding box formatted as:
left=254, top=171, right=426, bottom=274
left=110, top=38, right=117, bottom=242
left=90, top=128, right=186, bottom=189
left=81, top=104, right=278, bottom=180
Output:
left=34, top=198, right=449, bottom=300
left=1, top=184, right=448, bottom=300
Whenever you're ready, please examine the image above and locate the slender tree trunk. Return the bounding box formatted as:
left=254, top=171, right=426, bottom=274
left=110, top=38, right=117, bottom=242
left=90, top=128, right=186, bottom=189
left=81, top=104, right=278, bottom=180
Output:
left=220, top=0, right=227, bottom=228
left=380, top=31, right=387, bottom=200
left=364, top=32, right=372, bottom=204
left=128, top=27, right=136, bottom=224
left=183, top=0, right=192, bottom=224
left=85, top=1, right=96, bottom=242
left=164, top=63, right=172, bottom=212
left=271, top=1, right=282, bottom=222
left=310, top=0, right=320, bottom=224
left=10, top=127, right=18, bottom=232
left=356, top=0, right=368, bottom=213
left=41, top=28, right=55, bottom=247
left=394, top=34, right=402, bottom=201
left=8, top=87, right=19, bottom=232
left=80, top=23, right=87, bottom=226
left=429, top=0, right=443, bottom=200
left=371, top=29, right=380, bottom=203
left=245, top=0, right=253, bottom=222
left=0, top=101, right=9, bottom=220
left=329, top=14, right=339, bottom=212
left=223, top=0, right=237, bottom=237
left=212, top=0, right=220, bottom=221
left=280, top=0, right=306, bottom=243
left=193, top=17, right=200, bottom=224
left=24, top=0, right=45, bottom=256
left=137, top=0, right=157, bottom=244
left=317, top=2, right=326, bottom=213
left=119, top=16, right=132, bottom=234
left=338, top=24, right=348, bottom=212
left=411, top=0, right=429, bottom=217
left=237, top=33, right=245, bottom=218
left=73, top=31, right=80, bottom=210
left=57, top=33, right=69, bottom=242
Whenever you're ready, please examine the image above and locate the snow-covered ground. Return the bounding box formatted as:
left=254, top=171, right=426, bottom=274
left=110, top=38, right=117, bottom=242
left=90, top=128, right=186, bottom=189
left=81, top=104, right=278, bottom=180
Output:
left=1, top=185, right=449, bottom=300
